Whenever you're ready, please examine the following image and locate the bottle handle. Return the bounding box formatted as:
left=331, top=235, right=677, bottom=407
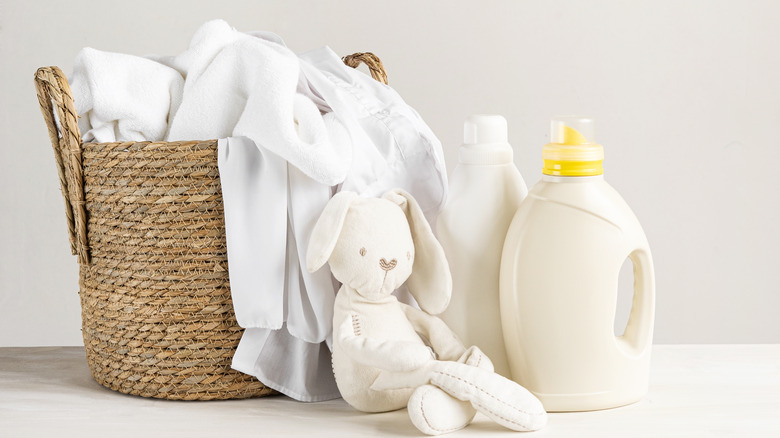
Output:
left=617, top=246, right=655, bottom=356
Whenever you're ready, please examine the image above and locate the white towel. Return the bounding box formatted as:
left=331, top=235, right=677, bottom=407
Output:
left=70, top=48, right=183, bottom=143
left=166, top=20, right=351, bottom=186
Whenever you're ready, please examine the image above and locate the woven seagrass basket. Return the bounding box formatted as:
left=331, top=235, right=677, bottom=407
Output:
left=34, top=53, right=388, bottom=400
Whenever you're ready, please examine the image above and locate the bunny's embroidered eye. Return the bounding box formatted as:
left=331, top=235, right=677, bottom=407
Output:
left=360, top=247, right=367, bottom=257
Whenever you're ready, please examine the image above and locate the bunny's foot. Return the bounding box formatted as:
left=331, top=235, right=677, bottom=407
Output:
left=406, top=345, right=497, bottom=435
left=408, top=384, right=475, bottom=435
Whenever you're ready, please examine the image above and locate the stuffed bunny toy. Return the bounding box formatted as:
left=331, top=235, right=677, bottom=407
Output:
left=307, top=188, right=547, bottom=435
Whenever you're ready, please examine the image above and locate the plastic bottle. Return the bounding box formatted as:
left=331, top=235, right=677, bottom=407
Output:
left=437, top=114, right=528, bottom=378
left=500, top=116, right=655, bottom=411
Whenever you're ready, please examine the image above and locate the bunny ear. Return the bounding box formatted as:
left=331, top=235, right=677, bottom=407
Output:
left=307, top=191, right=359, bottom=273
left=383, top=189, right=452, bottom=315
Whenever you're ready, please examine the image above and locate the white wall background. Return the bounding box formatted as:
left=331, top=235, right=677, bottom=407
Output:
left=1, top=0, right=778, bottom=346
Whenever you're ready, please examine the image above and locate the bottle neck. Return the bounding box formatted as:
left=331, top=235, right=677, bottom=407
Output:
left=541, top=174, right=604, bottom=183
left=458, top=143, right=514, bottom=165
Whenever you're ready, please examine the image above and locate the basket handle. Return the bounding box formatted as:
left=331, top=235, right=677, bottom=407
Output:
left=34, top=66, right=90, bottom=265
left=342, top=52, right=389, bottom=85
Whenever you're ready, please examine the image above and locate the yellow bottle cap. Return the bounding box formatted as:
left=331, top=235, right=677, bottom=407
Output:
left=542, top=116, right=604, bottom=176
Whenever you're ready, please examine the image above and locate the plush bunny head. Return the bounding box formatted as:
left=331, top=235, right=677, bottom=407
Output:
left=307, top=189, right=452, bottom=314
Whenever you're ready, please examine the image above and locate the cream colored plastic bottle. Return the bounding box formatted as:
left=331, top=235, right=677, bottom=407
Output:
left=500, top=116, right=655, bottom=412
left=437, top=115, right=528, bottom=378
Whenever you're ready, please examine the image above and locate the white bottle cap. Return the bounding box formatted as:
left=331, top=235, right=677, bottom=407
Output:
left=460, top=115, right=514, bottom=165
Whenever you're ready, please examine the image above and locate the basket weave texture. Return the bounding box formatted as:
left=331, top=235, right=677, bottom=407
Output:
left=34, top=53, right=388, bottom=400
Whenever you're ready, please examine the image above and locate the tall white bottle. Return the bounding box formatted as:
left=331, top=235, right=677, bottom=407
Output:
left=437, top=115, right=528, bottom=378
left=500, top=116, right=656, bottom=412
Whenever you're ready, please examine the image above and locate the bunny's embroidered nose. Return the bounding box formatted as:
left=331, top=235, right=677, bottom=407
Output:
left=379, top=258, right=397, bottom=271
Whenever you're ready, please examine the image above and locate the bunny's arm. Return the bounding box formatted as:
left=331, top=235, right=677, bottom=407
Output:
left=400, top=303, right=466, bottom=362
left=336, top=314, right=435, bottom=372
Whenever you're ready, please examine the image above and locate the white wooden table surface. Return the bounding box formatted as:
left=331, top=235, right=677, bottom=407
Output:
left=1, top=345, right=779, bottom=437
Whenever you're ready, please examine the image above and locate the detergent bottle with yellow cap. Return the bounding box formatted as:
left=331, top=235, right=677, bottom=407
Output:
left=500, top=116, right=656, bottom=412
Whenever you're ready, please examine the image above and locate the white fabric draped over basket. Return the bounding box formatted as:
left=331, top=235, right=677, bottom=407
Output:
left=69, top=19, right=447, bottom=401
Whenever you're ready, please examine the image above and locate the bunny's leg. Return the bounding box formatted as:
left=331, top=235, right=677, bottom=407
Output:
left=429, top=362, right=548, bottom=432
left=406, top=346, right=493, bottom=435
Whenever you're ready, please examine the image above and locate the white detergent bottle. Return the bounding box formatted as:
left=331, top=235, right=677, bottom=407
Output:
left=500, top=116, right=655, bottom=412
left=437, top=114, right=528, bottom=378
